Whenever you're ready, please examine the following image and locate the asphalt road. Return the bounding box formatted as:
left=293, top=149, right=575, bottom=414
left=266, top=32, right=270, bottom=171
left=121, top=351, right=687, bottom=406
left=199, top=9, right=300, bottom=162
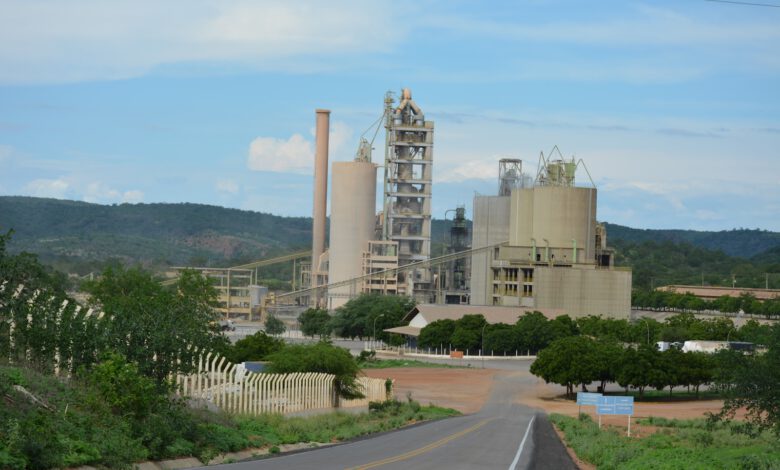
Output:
left=204, top=370, right=576, bottom=470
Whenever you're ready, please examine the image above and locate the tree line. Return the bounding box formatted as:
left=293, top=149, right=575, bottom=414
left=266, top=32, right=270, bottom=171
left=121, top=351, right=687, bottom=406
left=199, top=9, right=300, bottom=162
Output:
left=632, top=289, right=780, bottom=318
left=412, top=310, right=776, bottom=357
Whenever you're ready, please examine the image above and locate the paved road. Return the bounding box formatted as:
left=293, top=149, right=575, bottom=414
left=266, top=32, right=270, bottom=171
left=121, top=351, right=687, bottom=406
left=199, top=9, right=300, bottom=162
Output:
left=205, top=370, right=576, bottom=470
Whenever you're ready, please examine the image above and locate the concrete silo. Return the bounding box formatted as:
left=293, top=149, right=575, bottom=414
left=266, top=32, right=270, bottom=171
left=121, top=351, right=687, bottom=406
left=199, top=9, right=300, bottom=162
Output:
left=327, top=160, right=378, bottom=308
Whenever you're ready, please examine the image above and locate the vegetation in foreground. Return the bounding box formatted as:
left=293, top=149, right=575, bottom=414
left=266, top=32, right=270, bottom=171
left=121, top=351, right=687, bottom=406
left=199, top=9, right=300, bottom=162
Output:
left=551, top=414, right=780, bottom=470
left=359, top=358, right=465, bottom=369
left=0, top=362, right=458, bottom=469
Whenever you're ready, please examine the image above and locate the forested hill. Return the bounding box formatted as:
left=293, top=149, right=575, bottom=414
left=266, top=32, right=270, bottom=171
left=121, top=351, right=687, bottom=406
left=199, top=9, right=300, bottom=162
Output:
left=2, top=196, right=780, bottom=285
left=604, top=223, right=780, bottom=258
left=0, top=196, right=311, bottom=274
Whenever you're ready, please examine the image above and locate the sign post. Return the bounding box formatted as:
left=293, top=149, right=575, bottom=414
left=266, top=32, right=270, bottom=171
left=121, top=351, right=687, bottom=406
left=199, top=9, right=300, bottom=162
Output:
left=576, top=392, right=602, bottom=417
left=596, top=396, right=634, bottom=436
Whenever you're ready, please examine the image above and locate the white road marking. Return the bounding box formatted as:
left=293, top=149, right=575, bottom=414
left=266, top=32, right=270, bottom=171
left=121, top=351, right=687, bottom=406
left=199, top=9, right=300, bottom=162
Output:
left=508, top=415, right=536, bottom=470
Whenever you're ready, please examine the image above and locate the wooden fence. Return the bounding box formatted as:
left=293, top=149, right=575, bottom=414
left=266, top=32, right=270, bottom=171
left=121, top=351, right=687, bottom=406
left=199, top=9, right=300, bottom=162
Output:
left=175, top=353, right=390, bottom=415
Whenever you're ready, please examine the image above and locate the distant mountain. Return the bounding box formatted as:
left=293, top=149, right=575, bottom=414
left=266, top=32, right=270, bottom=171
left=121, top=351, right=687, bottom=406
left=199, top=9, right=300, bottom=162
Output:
left=2, top=197, right=779, bottom=288
left=604, top=223, right=780, bottom=258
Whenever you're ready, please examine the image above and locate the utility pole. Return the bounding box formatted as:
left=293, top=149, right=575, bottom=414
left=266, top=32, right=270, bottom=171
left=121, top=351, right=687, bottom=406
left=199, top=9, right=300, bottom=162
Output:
left=767, top=273, right=770, bottom=290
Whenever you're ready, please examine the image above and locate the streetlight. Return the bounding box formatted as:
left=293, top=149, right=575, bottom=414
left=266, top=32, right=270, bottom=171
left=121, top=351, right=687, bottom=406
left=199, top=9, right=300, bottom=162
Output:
left=481, top=323, right=488, bottom=369
left=372, top=314, right=385, bottom=345
left=639, top=318, right=650, bottom=345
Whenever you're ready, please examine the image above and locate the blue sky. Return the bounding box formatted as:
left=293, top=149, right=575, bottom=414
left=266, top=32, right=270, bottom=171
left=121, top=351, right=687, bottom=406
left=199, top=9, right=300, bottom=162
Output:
left=1, top=0, right=779, bottom=230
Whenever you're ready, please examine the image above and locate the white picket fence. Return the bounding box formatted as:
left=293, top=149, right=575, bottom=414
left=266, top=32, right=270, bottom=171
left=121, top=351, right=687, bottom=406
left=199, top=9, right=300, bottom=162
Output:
left=175, top=353, right=390, bottom=415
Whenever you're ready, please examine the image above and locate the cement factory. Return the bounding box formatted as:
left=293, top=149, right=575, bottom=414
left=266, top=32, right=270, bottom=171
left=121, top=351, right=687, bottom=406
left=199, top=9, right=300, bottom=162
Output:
left=176, top=89, right=632, bottom=323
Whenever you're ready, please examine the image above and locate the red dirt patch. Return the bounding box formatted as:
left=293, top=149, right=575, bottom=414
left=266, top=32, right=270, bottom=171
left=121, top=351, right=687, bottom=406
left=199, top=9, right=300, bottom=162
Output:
left=363, top=367, right=497, bottom=414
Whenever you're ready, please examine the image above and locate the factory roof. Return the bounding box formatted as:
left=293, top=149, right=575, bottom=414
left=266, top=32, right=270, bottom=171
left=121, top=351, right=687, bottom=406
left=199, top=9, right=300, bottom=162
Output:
left=657, top=285, right=780, bottom=301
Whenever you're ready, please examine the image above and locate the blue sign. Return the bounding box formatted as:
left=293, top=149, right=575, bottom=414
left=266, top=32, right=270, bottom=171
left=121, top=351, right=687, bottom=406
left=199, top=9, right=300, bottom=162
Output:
left=576, top=392, right=602, bottom=406
left=597, top=396, right=634, bottom=415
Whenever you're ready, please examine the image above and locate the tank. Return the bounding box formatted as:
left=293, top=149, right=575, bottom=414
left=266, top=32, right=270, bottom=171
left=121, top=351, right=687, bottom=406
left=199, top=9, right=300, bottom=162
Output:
left=328, top=161, right=378, bottom=308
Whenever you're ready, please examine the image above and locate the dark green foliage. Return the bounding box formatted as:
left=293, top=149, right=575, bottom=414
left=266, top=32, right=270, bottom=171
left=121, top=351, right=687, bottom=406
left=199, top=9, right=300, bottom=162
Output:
left=221, top=331, right=284, bottom=363
left=329, top=293, right=415, bottom=341
left=298, top=308, right=332, bottom=338
left=530, top=336, right=601, bottom=397
left=265, top=341, right=363, bottom=400
left=417, top=319, right=456, bottom=350
left=82, top=266, right=227, bottom=384
left=264, top=314, right=286, bottom=336
left=711, top=323, right=780, bottom=436
left=450, top=314, right=486, bottom=352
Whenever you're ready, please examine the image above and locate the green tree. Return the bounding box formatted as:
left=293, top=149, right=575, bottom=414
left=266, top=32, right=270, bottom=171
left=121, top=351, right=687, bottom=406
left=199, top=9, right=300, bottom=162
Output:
left=711, top=323, right=780, bottom=435
left=266, top=341, right=363, bottom=403
left=224, top=331, right=284, bottom=363
left=515, top=311, right=553, bottom=353
left=264, top=314, right=286, bottom=336
left=330, top=294, right=415, bottom=341
left=483, top=324, right=518, bottom=355
left=616, top=345, right=664, bottom=399
left=82, top=266, right=225, bottom=384
left=298, top=308, right=331, bottom=338
left=450, top=314, right=486, bottom=353
left=530, top=336, right=599, bottom=397
left=418, top=319, right=456, bottom=350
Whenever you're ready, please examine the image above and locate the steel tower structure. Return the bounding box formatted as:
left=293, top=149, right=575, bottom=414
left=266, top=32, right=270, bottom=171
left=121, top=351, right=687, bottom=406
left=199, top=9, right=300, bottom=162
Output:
left=382, top=88, right=434, bottom=296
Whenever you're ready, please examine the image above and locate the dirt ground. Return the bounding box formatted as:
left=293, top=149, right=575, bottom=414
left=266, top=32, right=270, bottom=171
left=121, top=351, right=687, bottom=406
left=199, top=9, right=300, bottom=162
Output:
left=363, top=368, right=497, bottom=414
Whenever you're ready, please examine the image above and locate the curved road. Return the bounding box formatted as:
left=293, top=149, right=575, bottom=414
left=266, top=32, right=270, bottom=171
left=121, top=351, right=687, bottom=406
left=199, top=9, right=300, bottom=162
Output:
left=205, top=369, right=576, bottom=470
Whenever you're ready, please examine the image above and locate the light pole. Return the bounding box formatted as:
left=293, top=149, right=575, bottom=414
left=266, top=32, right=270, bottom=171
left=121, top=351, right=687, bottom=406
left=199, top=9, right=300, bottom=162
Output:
left=640, top=318, right=650, bottom=345
left=481, top=323, right=488, bottom=369
left=372, top=314, right=385, bottom=345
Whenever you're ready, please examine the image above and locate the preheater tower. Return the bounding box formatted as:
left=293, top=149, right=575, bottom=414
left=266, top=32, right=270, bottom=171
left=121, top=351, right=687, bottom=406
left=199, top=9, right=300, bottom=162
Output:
left=382, top=88, right=434, bottom=296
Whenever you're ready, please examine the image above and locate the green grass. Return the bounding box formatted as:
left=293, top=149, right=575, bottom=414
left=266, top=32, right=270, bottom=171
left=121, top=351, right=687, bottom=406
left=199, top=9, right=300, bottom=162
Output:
left=550, top=413, right=780, bottom=470
left=359, top=359, right=464, bottom=369
left=0, top=365, right=459, bottom=468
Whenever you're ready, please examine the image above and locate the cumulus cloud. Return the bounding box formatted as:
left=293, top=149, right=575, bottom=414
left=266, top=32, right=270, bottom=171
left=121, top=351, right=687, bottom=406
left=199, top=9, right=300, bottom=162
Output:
left=83, top=182, right=143, bottom=204
left=247, top=121, right=352, bottom=174
left=216, top=178, right=240, bottom=195
left=437, top=159, right=498, bottom=183
left=25, top=178, right=70, bottom=198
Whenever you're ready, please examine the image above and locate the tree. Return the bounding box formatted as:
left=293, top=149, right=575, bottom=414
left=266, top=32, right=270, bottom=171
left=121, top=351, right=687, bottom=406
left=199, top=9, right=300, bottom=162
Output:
left=329, top=293, right=415, bottom=340
left=224, top=331, right=284, bottom=363
left=616, top=345, right=664, bottom=399
left=418, top=319, right=456, bottom=350
left=530, top=336, right=599, bottom=397
left=266, top=341, right=363, bottom=403
left=82, top=266, right=225, bottom=384
left=483, top=324, right=518, bottom=355
left=298, top=308, right=331, bottom=338
left=516, top=311, right=554, bottom=353
left=711, top=323, right=780, bottom=435
left=451, top=314, right=486, bottom=353
left=264, top=314, right=286, bottom=336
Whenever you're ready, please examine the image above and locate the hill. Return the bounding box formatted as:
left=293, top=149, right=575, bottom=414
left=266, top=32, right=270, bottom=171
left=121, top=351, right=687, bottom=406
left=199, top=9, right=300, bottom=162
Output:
left=2, top=196, right=779, bottom=288
left=604, top=223, right=780, bottom=258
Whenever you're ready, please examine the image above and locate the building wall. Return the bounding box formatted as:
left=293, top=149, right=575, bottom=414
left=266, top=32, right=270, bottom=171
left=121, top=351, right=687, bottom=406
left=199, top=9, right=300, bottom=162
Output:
left=509, top=186, right=597, bottom=262
left=328, top=161, right=377, bottom=308
left=533, top=266, right=632, bottom=318
left=470, top=195, right=510, bottom=305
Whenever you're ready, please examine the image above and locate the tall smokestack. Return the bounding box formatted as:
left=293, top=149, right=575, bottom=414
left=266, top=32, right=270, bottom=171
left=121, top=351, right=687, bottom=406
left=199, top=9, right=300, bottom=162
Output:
left=311, top=109, right=330, bottom=286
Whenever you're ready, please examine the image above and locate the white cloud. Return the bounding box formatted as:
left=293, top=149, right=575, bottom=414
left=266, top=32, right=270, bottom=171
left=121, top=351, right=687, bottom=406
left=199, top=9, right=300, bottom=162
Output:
left=247, top=121, right=353, bottom=174
left=216, top=178, right=239, bottom=195
left=25, top=178, right=70, bottom=198
left=122, top=190, right=144, bottom=203
left=83, top=182, right=143, bottom=203
left=0, top=0, right=405, bottom=84
left=437, top=159, right=500, bottom=183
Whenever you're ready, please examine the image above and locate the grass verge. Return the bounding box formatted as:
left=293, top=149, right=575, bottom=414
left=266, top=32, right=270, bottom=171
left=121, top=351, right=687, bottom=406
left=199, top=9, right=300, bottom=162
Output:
left=0, top=364, right=458, bottom=469
left=550, top=413, right=780, bottom=470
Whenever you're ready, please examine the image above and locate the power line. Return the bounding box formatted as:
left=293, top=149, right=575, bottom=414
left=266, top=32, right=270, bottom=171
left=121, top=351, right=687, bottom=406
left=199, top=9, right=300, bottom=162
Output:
left=705, top=0, right=780, bottom=7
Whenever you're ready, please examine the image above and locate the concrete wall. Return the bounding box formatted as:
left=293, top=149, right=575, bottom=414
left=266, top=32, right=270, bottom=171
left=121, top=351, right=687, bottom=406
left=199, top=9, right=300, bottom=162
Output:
left=470, top=195, right=510, bottom=305
left=533, top=266, right=631, bottom=318
left=328, top=161, right=377, bottom=308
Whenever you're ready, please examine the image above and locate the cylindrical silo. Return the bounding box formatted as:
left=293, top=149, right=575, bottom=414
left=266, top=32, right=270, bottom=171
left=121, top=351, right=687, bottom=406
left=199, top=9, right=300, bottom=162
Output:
left=530, top=186, right=597, bottom=260
left=328, top=161, right=377, bottom=308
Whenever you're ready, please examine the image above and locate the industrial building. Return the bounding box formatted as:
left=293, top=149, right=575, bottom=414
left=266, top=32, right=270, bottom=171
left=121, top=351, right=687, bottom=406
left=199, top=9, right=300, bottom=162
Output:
left=469, top=148, right=632, bottom=318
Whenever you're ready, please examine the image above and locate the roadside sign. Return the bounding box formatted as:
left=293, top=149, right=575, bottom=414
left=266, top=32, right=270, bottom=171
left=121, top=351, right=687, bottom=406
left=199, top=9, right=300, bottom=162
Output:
left=576, top=392, right=602, bottom=406
left=597, top=396, right=634, bottom=415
